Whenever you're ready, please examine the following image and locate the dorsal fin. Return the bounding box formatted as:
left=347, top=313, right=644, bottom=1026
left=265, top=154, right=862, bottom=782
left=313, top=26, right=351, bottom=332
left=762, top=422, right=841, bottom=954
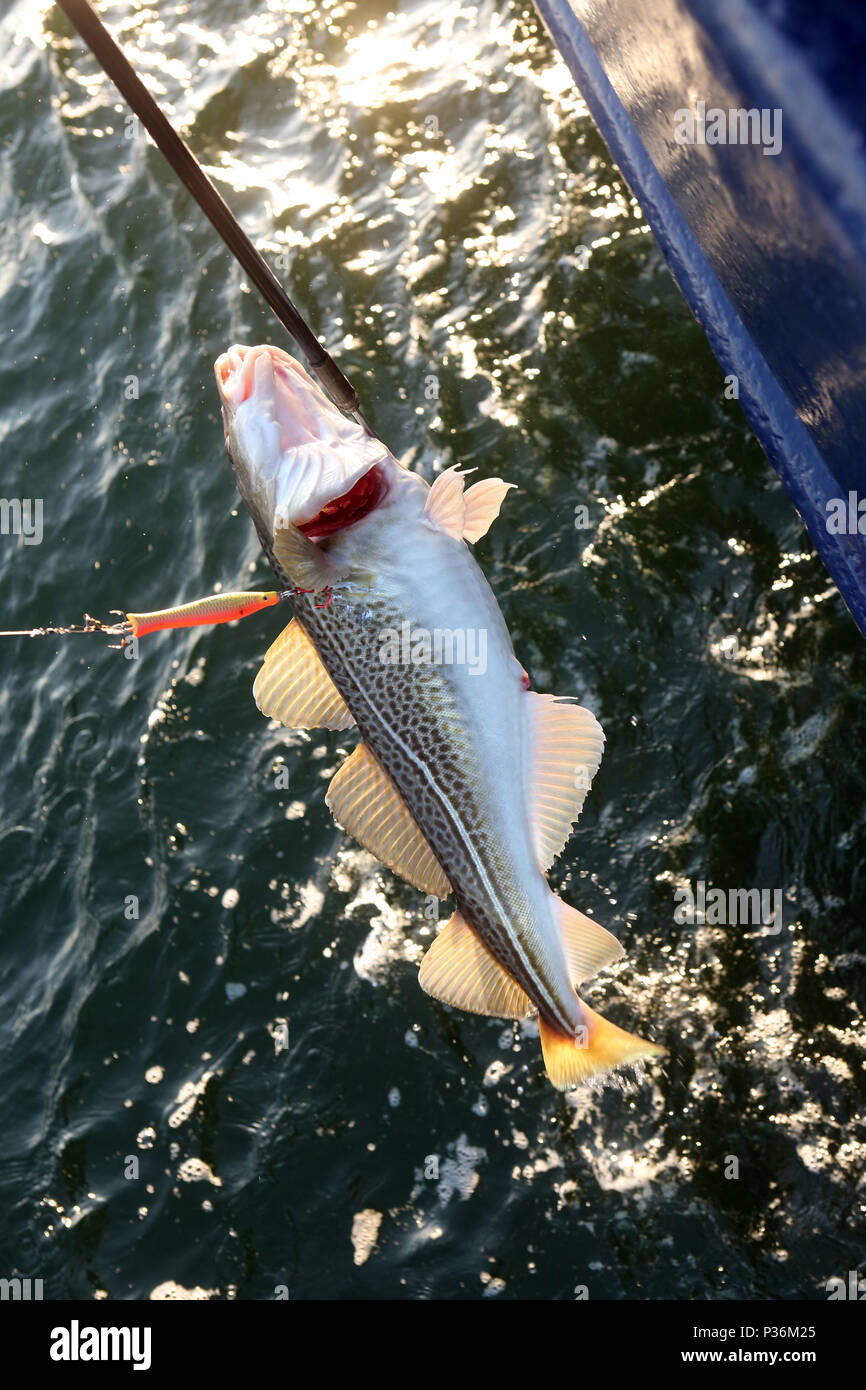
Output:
left=418, top=910, right=534, bottom=1018
left=462, top=478, right=516, bottom=542
left=326, top=743, right=451, bottom=898
left=253, top=619, right=355, bottom=730
left=423, top=466, right=515, bottom=543
left=422, top=466, right=473, bottom=539
left=526, top=694, right=605, bottom=871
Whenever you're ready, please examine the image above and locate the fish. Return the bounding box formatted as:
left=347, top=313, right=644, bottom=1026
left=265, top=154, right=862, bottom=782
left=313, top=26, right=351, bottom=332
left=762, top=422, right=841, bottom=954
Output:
left=214, top=342, right=665, bottom=1088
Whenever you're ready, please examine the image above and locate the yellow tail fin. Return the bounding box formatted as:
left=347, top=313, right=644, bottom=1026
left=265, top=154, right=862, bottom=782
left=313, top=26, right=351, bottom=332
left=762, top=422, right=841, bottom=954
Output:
left=538, top=1001, right=665, bottom=1089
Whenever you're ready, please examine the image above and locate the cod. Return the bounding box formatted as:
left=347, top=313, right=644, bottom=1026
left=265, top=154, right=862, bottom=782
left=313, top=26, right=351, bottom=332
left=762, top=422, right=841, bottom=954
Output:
left=215, top=343, right=664, bottom=1089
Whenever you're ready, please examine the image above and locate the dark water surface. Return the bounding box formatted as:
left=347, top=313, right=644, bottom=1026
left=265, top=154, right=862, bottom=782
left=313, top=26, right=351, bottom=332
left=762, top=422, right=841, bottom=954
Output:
left=1, top=0, right=864, bottom=1301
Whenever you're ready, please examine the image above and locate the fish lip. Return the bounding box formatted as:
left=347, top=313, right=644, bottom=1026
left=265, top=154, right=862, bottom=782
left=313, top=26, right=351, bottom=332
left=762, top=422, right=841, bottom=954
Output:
left=215, top=343, right=292, bottom=415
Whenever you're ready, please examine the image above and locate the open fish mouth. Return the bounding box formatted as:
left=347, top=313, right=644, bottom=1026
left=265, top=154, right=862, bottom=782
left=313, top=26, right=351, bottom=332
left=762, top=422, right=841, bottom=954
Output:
left=215, top=343, right=391, bottom=539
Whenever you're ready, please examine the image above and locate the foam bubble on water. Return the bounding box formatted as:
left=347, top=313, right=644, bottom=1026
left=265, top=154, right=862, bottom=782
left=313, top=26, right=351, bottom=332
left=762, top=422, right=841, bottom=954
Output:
left=221, top=887, right=239, bottom=910
left=178, top=1157, right=222, bottom=1187
left=483, top=1060, right=511, bottom=1087
left=332, top=847, right=379, bottom=894
left=146, top=704, right=167, bottom=730
left=437, top=1133, right=486, bottom=1206
left=32, top=221, right=58, bottom=245
left=351, top=1208, right=383, bottom=1266
left=150, top=1281, right=216, bottom=1300
left=524, top=1149, right=563, bottom=1178
left=271, top=876, right=326, bottom=930
left=570, top=1141, right=678, bottom=1203
left=784, top=709, right=833, bottom=765
left=168, top=1071, right=214, bottom=1129
left=481, top=1274, right=507, bottom=1297
left=145, top=1066, right=164, bottom=1084
left=294, top=879, right=325, bottom=928
left=348, top=883, right=419, bottom=983
left=184, top=659, right=206, bottom=688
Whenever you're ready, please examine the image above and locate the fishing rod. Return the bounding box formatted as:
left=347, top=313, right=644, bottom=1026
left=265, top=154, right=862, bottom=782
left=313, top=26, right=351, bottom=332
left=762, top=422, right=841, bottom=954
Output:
left=54, top=0, right=374, bottom=435
left=0, top=5, right=371, bottom=647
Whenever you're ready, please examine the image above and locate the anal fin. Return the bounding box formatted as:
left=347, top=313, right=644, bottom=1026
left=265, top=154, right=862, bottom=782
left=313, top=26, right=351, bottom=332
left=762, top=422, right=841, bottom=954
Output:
left=555, top=897, right=624, bottom=985
left=419, top=910, right=534, bottom=1019
left=326, top=743, right=451, bottom=898
left=253, top=619, right=355, bottom=730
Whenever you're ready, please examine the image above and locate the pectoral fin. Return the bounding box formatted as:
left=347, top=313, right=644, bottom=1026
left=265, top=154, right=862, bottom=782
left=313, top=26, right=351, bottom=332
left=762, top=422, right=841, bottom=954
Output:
left=326, top=743, right=451, bottom=898
left=273, top=523, right=346, bottom=591
left=253, top=619, right=355, bottom=730
left=419, top=910, right=534, bottom=1019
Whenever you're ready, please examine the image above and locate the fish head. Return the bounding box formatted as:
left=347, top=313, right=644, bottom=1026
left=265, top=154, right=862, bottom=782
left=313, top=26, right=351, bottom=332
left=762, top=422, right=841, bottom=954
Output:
left=214, top=344, right=398, bottom=550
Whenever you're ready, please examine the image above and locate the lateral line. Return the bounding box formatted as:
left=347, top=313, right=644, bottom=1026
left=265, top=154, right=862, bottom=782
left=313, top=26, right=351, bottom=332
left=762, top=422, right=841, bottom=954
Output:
left=336, top=652, right=572, bottom=1031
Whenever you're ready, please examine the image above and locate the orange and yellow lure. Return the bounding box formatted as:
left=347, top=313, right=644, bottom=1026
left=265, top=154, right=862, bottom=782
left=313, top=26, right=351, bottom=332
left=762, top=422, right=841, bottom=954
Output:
left=125, top=590, right=280, bottom=638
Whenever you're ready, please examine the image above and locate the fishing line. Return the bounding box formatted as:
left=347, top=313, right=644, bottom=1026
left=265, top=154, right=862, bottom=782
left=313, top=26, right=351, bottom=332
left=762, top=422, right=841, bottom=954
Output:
left=0, top=614, right=132, bottom=644
left=54, top=0, right=376, bottom=437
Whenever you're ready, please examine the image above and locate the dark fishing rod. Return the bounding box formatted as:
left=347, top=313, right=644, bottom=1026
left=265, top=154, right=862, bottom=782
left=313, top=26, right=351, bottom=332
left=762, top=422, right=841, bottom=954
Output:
left=55, top=0, right=375, bottom=435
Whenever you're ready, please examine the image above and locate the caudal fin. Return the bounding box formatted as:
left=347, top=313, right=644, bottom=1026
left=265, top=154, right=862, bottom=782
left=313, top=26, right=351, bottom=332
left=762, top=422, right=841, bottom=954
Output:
left=538, top=1002, right=665, bottom=1089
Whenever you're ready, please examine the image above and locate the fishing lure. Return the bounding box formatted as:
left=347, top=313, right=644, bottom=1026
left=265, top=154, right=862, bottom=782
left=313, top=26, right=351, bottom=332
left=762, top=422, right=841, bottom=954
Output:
left=125, top=591, right=281, bottom=637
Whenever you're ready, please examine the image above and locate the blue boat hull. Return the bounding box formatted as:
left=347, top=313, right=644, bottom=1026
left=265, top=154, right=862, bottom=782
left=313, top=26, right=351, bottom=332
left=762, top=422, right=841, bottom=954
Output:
left=534, top=0, right=866, bottom=637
